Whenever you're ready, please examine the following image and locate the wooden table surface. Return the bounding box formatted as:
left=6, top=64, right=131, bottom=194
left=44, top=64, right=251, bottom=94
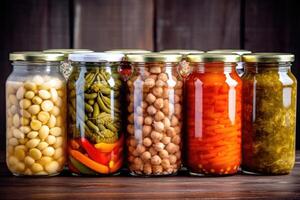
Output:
left=0, top=152, right=299, bottom=200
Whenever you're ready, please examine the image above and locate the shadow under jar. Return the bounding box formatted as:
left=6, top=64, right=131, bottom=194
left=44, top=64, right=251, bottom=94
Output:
left=6, top=52, right=67, bottom=176
left=67, top=53, right=125, bottom=176
left=185, top=53, right=242, bottom=176
left=126, top=53, right=183, bottom=176
left=241, top=53, right=297, bottom=175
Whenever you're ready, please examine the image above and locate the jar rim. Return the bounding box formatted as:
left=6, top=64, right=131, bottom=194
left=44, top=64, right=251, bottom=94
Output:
left=10, top=52, right=65, bottom=62
left=187, top=53, right=241, bottom=63
left=242, top=53, right=294, bottom=63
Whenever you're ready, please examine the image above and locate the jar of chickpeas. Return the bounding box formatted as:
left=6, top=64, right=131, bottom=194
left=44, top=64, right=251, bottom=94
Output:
left=6, top=52, right=67, bottom=176
left=126, top=53, right=183, bottom=176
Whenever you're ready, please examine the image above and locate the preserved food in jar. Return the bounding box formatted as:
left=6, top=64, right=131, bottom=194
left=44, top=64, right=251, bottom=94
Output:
left=126, top=53, right=183, bottom=176
left=185, top=53, right=242, bottom=176
left=242, top=53, right=296, bottom=175
left=6, top=52, right=67, bottom=176
left=44, top=49, right=93, bottom=80
left=207, top=49, right=252, bottom=76
left=68, top=53, right=124, bottom=175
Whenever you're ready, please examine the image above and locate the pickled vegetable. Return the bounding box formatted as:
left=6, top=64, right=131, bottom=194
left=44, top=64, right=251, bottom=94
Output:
left=186, top=63, right=242, bottom=176
left=68, top=63, right=124, bottom=175
left=242, top=65, right=297, bottom=175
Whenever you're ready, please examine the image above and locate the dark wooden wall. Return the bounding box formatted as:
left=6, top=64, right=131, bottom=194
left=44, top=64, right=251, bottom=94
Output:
left=1, top=0, right=300, bottom=149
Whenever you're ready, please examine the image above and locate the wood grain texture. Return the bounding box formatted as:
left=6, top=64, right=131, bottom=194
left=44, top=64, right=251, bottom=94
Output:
left=73, top=0, right=154, bottom=51
left=0, top=152, right=299, bottom=199
left=0, top=0, right=70, bottom=150
left=155, top=0, right=241, bottom=51
left=244, top=0, right=300, bottom=149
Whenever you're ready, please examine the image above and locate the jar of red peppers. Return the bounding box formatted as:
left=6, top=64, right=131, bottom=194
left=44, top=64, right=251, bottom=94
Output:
left=185, top=53, right=242, bottom=176
left=67, top=53, right=125, bottom=175
left=125, top=53, right=183, bottom=176
left=207, top=49, right=252, bottom=76
left=242, top=53, right=296, bottom=175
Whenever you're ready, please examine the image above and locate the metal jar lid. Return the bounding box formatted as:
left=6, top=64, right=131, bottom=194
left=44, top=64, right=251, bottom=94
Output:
left=44, top=49, right=94, bottom=58
left=126, top=53, right=182, bottom=63
left=242, top=53, right=294, bottom=63
left=10, top=52, right=65, bottom=62
left=187, top=53, right=241, bottom=63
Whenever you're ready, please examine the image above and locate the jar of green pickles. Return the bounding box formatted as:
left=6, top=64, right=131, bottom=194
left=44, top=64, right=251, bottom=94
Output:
left=67, top=53, right=125, bottom=175
left=242, top=53, right=297, bottom=175
left=44, top=49, right=93, bottom=80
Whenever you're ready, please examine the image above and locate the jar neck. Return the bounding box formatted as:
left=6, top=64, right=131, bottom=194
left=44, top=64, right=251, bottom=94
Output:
left=244, top=62, right=292, bottom=73
left=12, top=61, right=61, bottom=73
left=191, top=62, right=237, bottom=73
left=72, top=62, right=120, bottom=72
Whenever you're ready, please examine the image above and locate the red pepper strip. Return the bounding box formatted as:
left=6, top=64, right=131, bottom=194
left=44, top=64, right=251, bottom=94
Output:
left=80, top=137, right=111, bottom=165
left=109, top=159, right=123, bottom=173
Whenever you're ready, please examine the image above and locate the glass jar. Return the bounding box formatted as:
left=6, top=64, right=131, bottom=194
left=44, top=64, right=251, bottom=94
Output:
left=125, top=53, right=183, bottom=176
left=185, top=53, right=242, bottom=176
left=44, top=49, right=93, bottom=80
left=207, top=49, right=252, bottom=76
left=6, top=52, right=67, bottom=176
left=241, top=53, right=297, bottom=175
left=67, top=53, right=125, bottom=176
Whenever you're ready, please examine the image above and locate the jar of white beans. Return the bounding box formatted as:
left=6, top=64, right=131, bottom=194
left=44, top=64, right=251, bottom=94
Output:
left=6, top=52, right=67, bottom=176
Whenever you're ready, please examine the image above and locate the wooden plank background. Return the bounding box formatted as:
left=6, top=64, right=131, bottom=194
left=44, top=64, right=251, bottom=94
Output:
left=0, top=0, right=300, bottom=149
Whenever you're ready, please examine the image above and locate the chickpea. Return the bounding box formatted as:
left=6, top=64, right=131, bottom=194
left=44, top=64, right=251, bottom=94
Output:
left=147, top=105, right=157, bottom=115
left=174, top=126, right=181, bottom=134
left=142, top=137, right=152, bottom=147
left=152, top=87, right=163, bottom=97
left=135, top=106, right=143, bottom=115
left=144, top=78, right=155, bottom=88
left=133, top=157, right=143, bottom=166
left=144, top=116, right=153, bottom=125
left=149, top=147, right=157, bottom=156
left=154, top=142, right=165, bottom=152
left=128, top=113, right=134, bottom=123
left=155, top=79, right=165, bottom=87
left=128, top=137, right=137, bottom=147
left=143, top=163, right=152, bottom=175
left=153, top=98, right=164, bottom=109
left=136, top=116, right=144, bottom=126
left=159, top=149, right=169, bottom=159
left=141, top=151, right=151, bottom=161
left=146, top=93, right=156, bottom=104
left=161, top=159, right=171, bottom=170
left=142, top=125, right=152, bottom=137
left=153, top=121, right=164, bottom=132
left=150, top=67, right=161, bottom=74
left=127, top=124, right=134, bottom=135
left=154, top=111, right=164, bottom=121
left=127, top=103, right=134, bottom=112
left=162, top=136, right=171, bottom=145
left=169, top=155, right=177, bottom=164
left=166, top=143, right=178, bottom=154
left=151, top=155, right=162, bottom=165
left=150, top=131, right=162, bottom=141
left=152, top=165, right=163, bottom=174
left=172, top=135, right=181, bottom=145
left=158, top=73, right=168, bottom=82
left=136, top=144, right=146, bottom=155
left=166, top=127, right=176, bottom=137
